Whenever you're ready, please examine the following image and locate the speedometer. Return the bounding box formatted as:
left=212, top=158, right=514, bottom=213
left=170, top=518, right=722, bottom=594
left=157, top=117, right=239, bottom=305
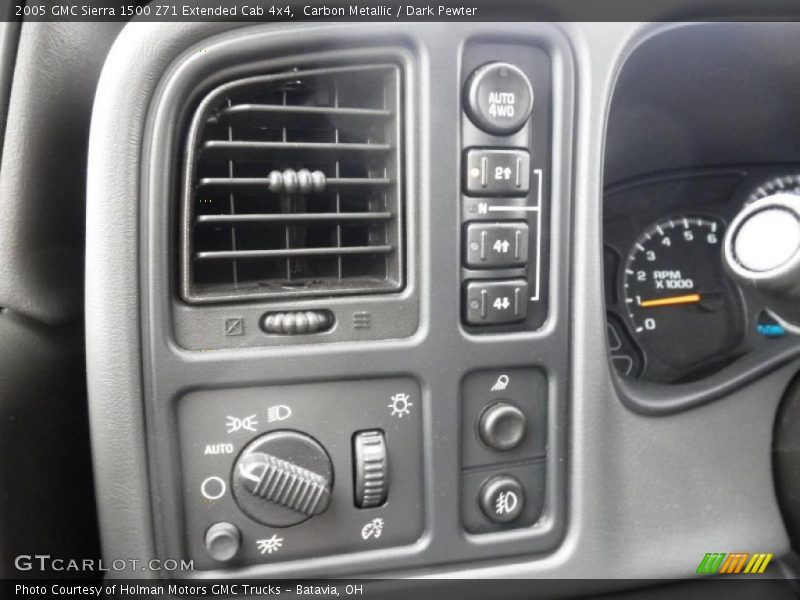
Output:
left=622, top=216, right=743, bottom=382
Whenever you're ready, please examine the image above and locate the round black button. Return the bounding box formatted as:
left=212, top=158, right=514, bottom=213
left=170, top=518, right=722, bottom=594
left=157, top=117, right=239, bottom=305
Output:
left=478, top=402, right=527, bottom=451
left=479, top=475, right=525, bottom=523
left=204, top=522, right=241, bottom=562
left=464, top=62, right=533, bottom=136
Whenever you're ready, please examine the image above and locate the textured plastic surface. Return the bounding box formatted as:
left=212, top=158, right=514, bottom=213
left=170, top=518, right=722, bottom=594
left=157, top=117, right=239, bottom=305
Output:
left=0, top=22, right=121, bottom=325
left=0, top=310, right=100, bottom=577
left=0, top=20, right=120, bottom=578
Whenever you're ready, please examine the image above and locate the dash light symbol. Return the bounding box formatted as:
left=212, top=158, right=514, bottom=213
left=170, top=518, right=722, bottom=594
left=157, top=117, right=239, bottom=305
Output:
left=256, top=535, right=284, bottom=555
left=388, top=393, right=413, bottom=418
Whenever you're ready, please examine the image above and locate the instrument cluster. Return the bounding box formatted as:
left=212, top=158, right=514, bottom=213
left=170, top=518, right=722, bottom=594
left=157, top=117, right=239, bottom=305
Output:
left=604, top=167, right=799, bottom=384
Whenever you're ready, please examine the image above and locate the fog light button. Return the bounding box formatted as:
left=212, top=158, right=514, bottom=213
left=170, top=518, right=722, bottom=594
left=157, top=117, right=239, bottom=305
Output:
left=479, top=475, right=525, bottom=523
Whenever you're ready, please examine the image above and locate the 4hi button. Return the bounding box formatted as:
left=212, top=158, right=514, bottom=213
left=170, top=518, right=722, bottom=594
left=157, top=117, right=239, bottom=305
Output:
left=465, top=62, right=534, bottom=135
left=479, top=476, right=525, bottom=523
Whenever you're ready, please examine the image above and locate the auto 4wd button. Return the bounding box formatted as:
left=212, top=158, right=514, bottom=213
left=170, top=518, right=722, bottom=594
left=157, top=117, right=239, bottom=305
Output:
left=465, top=62, right=534, bottom=136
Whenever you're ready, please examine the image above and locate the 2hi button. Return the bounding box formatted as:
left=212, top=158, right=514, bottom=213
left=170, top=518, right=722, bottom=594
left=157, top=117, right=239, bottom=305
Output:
left=465, top=62, right=534, bottom=136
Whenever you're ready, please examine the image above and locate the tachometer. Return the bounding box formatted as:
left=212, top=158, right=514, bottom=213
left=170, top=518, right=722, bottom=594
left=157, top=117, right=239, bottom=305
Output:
left=622, top=216, right=743, bottom=381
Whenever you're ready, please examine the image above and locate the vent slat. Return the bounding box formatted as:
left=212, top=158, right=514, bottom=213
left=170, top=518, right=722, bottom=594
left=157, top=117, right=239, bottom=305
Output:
left=183, top=62, right=403, bottom=303
left=201, top=141, right=391, bottom=160
left=214, top=104, right=392, bottom=129
left=197, top=177, right=391, bottom=190
left=196, top=246, right=393, bottom=261
left=196, top=212, right=392, bottom=224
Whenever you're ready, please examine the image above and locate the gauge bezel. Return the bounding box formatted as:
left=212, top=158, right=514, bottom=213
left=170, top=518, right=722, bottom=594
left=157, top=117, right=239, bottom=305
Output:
left=604, top=166, right=800, bottom=414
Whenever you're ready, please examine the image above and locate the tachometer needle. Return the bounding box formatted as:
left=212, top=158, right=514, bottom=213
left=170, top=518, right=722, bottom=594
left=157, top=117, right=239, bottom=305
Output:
left=639, top=293, right=701, bottom=308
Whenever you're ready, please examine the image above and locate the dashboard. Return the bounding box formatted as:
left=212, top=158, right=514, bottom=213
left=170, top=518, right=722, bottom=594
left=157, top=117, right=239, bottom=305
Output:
left=79, top=19, right=800, bottom=586
left=3, top=12, right=800, bottom=596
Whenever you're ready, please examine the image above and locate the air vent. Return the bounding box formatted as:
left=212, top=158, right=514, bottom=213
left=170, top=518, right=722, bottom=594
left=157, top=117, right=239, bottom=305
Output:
left=181, top=64, right=404, bottom=303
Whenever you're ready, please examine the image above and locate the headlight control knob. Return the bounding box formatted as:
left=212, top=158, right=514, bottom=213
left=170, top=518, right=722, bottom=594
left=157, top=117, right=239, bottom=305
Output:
left=724, top=193, right=800, bottom=330
left=232, top=430, right=333, bottom=527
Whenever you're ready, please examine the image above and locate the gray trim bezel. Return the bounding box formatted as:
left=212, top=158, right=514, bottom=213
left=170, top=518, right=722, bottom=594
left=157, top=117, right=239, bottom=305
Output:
left=136, top=23, right=573, bottom=578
